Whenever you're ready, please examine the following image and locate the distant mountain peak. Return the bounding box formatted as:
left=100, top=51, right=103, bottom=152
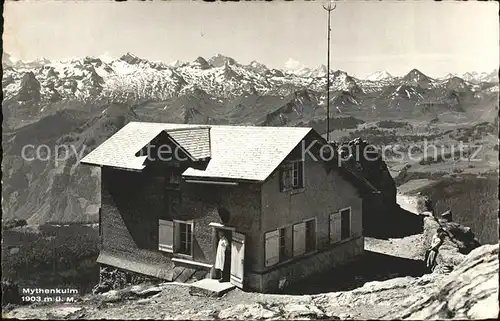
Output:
left=208, top=54, right=237, bottom=67
left=401, top=68, right=432, bottom=88
left=408, top=68, right=423, bottom=74
left=446, top=76, right=471, bottom=92
left=249, top=60, right=266, bottom=68
left=332, top=69, right=348, bottom=78
left=461, top=70, right=498, bottom=84
left=245, top=60, right=268, bottom=74
left=310, top=65, right=328, bottom=78
left=405, top=68, right=429, bottom=79
left=119, top=52, right=143, bottom=64
left=2, top=52, right=15, bottom=67
left=366, top=71, right=393, bottom=81
left=190, top=56, right=211, bottom=69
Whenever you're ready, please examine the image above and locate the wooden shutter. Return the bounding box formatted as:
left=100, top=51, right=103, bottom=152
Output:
left=293, top=222, right=306, bottom=257
left=265, top=230, right=280, bottom=267
left=330, top=212, right=341, bottom=243
left=230, top=232, right=246, bottom=289
left=158, top=220, right=174, bottom=252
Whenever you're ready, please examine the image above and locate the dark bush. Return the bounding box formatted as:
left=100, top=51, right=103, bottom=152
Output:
left=1, top=279, right=21, bottom=305
left=376, top=120, right=411, bottom=129
left=2, top=219, right=28, bottom=231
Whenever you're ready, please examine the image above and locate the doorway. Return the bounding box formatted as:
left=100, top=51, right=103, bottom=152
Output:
left=213, top=227, right=233, bottom=282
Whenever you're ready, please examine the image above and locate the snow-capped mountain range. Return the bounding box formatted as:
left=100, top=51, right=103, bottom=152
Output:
left=2, top=52, right=498, bottom=105
left=440, top=71, right=499, bottom=84
left=365, top=71, right=394, bottom=81
left=2, top=53, right=497, bottom=225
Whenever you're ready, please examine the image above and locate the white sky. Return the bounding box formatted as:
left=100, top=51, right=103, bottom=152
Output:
left=3, top=0, right=499, bottom=77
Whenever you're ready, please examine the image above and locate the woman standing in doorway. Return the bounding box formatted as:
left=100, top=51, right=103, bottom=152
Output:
left=214, top=231, right=230, bottom=282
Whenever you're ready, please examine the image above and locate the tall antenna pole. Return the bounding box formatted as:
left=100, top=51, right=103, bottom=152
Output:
left=323, top=1, right=336, bottom=142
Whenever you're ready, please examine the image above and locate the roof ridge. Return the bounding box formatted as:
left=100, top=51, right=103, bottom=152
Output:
left=127, top=121, right=312, bottom=130
left=165, top=126, right=211, bottom=132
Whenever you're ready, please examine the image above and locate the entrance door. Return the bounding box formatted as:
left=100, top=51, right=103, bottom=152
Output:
left=229, top=231, right=246, bottom=289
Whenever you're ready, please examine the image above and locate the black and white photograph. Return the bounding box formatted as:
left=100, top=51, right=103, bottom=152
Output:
left=1, top=0, right=499, bottom=319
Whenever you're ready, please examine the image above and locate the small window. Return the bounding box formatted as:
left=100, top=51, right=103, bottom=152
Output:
left=280, top=160, right=304, bottom=191
left=305, top=219, right=316, bottom=252
left=340, top=208, right=351, bottom=240
left=175, top=221, right=193, bottom=256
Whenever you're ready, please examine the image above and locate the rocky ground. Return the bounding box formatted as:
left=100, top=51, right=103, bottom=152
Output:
left=3, top=194, right=498, bottom=320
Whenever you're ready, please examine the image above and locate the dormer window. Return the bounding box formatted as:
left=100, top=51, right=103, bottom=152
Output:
left=280, top=160, right=304, bottom=192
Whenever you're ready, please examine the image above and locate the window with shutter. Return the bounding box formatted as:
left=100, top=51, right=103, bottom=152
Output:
left=329, top=212, right=341, bottom=243
left=265, top=230, right=280, bottom=267
left=293, top=222, right=306, bottom=257
left=158, top=220, right=174, bottom=252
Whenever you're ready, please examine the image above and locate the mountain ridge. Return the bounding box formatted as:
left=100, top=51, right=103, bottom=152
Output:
left=2, top=52, right=498, bottom=224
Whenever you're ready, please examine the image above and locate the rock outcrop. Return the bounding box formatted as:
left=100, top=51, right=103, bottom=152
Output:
left=422, top=212, right=481, bottom=272
left=391, top=244, right=499, bottom=319
left=93, top=265, right=161, bottom=294
left=17, top=71, right=41, bottom=102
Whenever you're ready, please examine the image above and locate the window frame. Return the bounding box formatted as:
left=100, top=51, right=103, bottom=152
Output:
left=278, top=225, right=293, bottom=262
left=173, top=219, right=195, bottom=258
left=280, top=159, right=305, bottom=192
left=339, top=207, right=352, bottom=240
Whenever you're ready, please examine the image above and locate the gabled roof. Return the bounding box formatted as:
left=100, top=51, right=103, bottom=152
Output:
left=167, top=127, right=211, bottom=160
left=81, top=123, right=211, bottom=171
left=80, top=122, right=313, bottom=182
